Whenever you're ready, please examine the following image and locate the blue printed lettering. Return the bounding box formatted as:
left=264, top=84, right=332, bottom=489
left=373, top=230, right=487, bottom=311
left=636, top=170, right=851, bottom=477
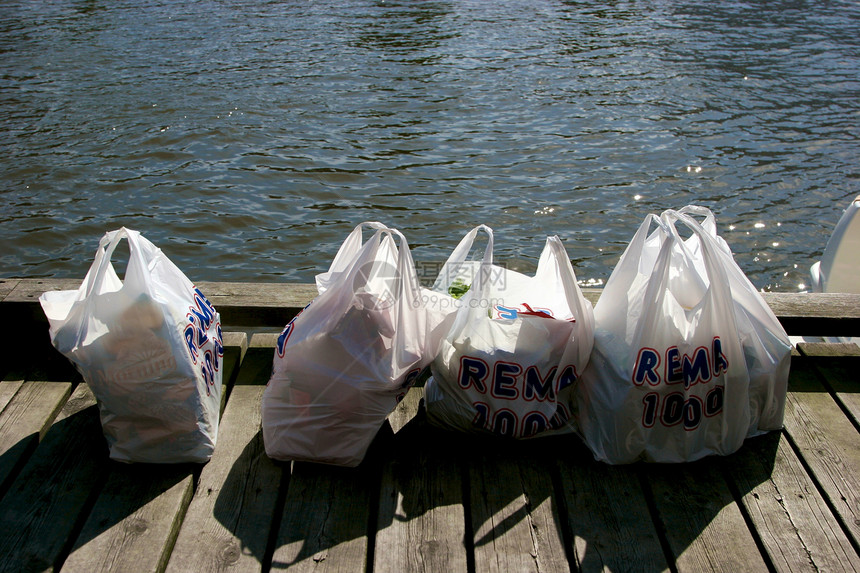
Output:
left=492, top=362, right=521, bottom=399
left=642, top=393, right=659, bottom=428
left=640, top=386, right=725, bottom=431
left=189, top=295, right=215, bottom=331
left=184, top=287, right=222, bottom=378
left=682, top=346, right=711, bottom=389
left=459, top=357, right=489, bottom=392
left=556, top=365, right=578, bottom=393
left=395, top=368, right=422, bottom=403
left=713, top=337, right=729, bottom=377
left=665, top=346, right=683, bottom=385
left=684, top=396, right=704, bottom=431
left=495, top=305, right=519, bottom=319
left=633, top=348, right=661, bottom=386
left=184, top=324, right=197, bottom=362
left=202, top=350, right=215, bottom=395
left=492, top=409, right=517, bottom=437
left=401, top=367, right=421, bottom=389
left=194, top=320, right=209, bottom=348
left=473, top=402, right=490, bottom=429
left=276, top=304, right=309, bottom=358
left=521, top=412, right=549, bottom=437
left=661, top=392, right=685, bottom=426
left=470, top=402, right=573, bottom=437
left=705, top=385, right=724, bottom=417
left=524, top=366, right=556, bottom=401
left=213, top=323, right=223, bottom=371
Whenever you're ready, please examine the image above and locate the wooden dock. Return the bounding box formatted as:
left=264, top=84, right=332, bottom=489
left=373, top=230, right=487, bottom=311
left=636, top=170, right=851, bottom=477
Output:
left=1, top=278, right=859, bottom=573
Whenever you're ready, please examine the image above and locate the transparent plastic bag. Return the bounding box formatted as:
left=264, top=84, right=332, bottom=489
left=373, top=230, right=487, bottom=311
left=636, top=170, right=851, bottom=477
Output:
left=262, top=222, right=448, bottom=467
left=576, top=207, right=791, bottom=464
left=40, top=228, right=223, bottom=463
left=425, top=225, right=595, bottom=438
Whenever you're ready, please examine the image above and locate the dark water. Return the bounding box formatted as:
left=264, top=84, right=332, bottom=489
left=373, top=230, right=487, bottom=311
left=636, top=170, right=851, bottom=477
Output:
left=1, top=0, right=858, bottom=291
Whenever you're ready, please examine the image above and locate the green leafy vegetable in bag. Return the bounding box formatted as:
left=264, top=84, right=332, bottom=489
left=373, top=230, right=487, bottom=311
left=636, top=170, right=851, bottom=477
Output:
left=448, top=279, right=471, bottom=299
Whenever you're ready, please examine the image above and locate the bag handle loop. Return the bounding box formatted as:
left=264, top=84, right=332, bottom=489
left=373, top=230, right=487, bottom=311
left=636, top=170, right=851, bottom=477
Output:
left=663, top=209, right=732, bottom=293
left=677, top=205, right=717, bottom=236
left=81, top=227, right=147, bottom=298
left=636, top=210, right=736, bottom=342
left=341, top=224, right=423, bottom=311
left=317, top=222, right=398, bottom=293
left=327, top=222, right=391, bottom=274
left=542, top=235, right=590, bottom=321
left=430, top=224, right=494, bottom=295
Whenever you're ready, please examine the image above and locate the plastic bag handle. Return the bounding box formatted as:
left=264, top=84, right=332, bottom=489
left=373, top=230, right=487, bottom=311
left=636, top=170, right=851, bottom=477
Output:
left=627, top=213, right=672, bottom=260
left=327, top=222, right=392, bottom=274
left=347, top=225, right=422, bottom=305
left=638, top=210, right=734, bottom=327
left=676, top=205, right=718, bottom=236
left=663, top=209, right=732, bottom=289
left=82, top=227, right=142, bottom=298
left=544, top=235, right=590, bottom=320
left=628, top=213, right=675, bottom=317
left=431, top=224, right=494, bottom=293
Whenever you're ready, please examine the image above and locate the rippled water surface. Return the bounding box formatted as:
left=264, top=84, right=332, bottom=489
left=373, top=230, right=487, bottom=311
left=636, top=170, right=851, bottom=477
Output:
left=1, top=0, right=858, bottom=290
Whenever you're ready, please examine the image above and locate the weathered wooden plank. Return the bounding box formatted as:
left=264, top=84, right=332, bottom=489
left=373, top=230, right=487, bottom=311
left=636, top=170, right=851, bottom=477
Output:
left=166, top=385, right=282, bottom=573
left=0, top=280, right=20, bottom=374
left=61, top=463, right=195, bottom=573
left=386, top=386, right=424, bottom=435
left=645, top=459, right=770, bottom=572
left=0, top=384, right=108, bottom=573
left=781, top=352, right=860, bottom=548
left=761, top=292, right=860, bottom=319
left=0, top=278, right=20, bottom=302
left=221, top=331, right=249, bottom=374
left=270, top=461, right=375, bottom=572
left=56, top=334, right=249, bottom=573
left=232, top=333, right=277, bottom=387
left=374, top=391, right=469, bottom=573
left=761, top=292, right=860, bottom=336
left=0, top=381, right=72, bottom=500
left=797, top=342, right=860, bottom=428
left=0, top=379, right=25, bottom=416
left=197, top=281, right=318, bottom=309
left=62, top=331, right=249, bottom=573
left=556, top=442, right=669, bottom=572
left=218, top=331, right=248, bottom=415
left=468, top=439, right=569, bottom=573
left=4, top=278, right=81, bottom=302
left=724, top=430, right=860, bottom=573
left=197, top=281, right=317, bottom=327
left=5, top=278, right=860, bottom=334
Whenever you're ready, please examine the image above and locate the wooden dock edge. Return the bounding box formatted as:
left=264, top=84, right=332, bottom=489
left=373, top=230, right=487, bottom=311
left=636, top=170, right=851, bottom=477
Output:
left=2, top=277, right=859, bottom=335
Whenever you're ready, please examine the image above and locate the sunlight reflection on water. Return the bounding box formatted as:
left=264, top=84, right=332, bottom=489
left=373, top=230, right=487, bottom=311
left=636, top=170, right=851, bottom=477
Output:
left=0, top=0, right=857, bottom=291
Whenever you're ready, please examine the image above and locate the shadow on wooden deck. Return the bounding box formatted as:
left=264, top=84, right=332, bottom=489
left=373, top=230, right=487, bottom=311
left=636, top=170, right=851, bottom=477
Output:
left=2, top=278, right=859, bottom=572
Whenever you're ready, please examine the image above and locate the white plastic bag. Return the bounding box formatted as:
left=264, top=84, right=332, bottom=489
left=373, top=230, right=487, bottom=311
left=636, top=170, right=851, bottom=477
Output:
left=576, top=207, right=791, bottom=464
left=425, top=225, right=595, bottom=438
left=39, top=228, right=223, bottom=463
left=262, top=223, right=447, bottom=467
